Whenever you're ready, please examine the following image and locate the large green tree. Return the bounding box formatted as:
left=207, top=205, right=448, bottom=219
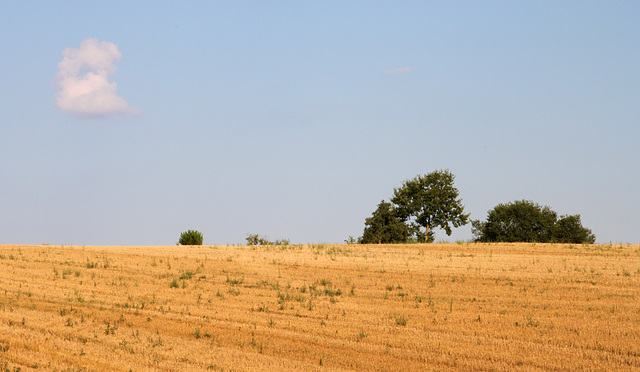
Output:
left=361, top=200, right=409, bottom=244
left=390, top=170, right=469, bottom=243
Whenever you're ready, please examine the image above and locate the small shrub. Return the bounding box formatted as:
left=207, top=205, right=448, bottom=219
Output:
left=245, top=234, right=271, bottom=246
left=395, top=315, right=408, bottom=326
left=358, top=328, right=367, bottom=339
left=169, top=278, right=179, bottom=288
left=344, top=235, right=359, bottom=244
left=179, top=270, right=194, bottom=280
left=226, top=275, right=244, bottom=286
left=246, top=234, right=290, bottom=246
left=178, top=230, right=203, bottom=246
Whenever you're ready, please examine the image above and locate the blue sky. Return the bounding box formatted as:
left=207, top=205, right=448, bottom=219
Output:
left=1, top=2, right=638, bottom=245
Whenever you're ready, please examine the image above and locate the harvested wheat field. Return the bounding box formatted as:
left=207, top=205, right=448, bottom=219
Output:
left=0, top=243, right=639, bottom=371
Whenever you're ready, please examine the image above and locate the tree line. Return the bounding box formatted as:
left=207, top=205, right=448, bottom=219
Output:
left=177, top=169, right=595, bottom=246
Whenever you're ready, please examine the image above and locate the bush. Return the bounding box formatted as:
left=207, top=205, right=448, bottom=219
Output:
left=245, top=234, right=290, bottom=246
left=178, top=230, right=203, bottom=245
left=472, top=200, right=596, bottom=244
left=246, top=234, right=271, bottom=245
left=553, top=215, right=596, bottom=244
left=474, top=200, right=557, bottom=243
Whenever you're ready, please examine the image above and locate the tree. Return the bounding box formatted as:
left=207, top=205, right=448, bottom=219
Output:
left=390, top=170, right=469, bottom=243
left=472, top=200, right=596, bottom=244
left=178, top=230, right=203, bottom=245
left=360, top=200, right=409, bottom=244
left=553, top=215, right=596, bottom=244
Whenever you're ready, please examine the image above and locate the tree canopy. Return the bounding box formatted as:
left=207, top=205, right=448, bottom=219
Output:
left=360, top=200, right=409, bottom=244
left=390, top=170, right=469, bottom=243
left=472, top=200, right=595, bottom=243
left=553, top=214, right=596, bottom=244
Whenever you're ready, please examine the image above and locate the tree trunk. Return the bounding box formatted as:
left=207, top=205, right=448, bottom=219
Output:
left=424, top=224, right=430, bottom=243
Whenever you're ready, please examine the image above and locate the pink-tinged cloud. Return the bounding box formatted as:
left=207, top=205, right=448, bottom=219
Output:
left=386, top=67, right=412, bottom=74
left=55, top=38, right=139, bottom=118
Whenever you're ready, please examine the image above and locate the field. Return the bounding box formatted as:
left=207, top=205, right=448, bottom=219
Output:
left=0, top=243, right=639, bottom=371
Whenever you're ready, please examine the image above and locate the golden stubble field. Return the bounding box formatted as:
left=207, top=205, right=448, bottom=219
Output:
left=0, top=242, right=639, bottom=371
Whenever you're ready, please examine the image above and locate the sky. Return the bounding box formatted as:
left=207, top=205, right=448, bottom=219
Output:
left=1, top=1, right=639, bottom=245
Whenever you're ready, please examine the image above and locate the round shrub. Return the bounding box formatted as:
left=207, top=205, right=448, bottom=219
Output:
left=178, top=230, right=203, bottom=245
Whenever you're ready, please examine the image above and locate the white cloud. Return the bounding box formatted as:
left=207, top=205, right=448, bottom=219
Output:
left=55, top=38, right=139, bottom=118
left=386, top=67, right=412, bottom=74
